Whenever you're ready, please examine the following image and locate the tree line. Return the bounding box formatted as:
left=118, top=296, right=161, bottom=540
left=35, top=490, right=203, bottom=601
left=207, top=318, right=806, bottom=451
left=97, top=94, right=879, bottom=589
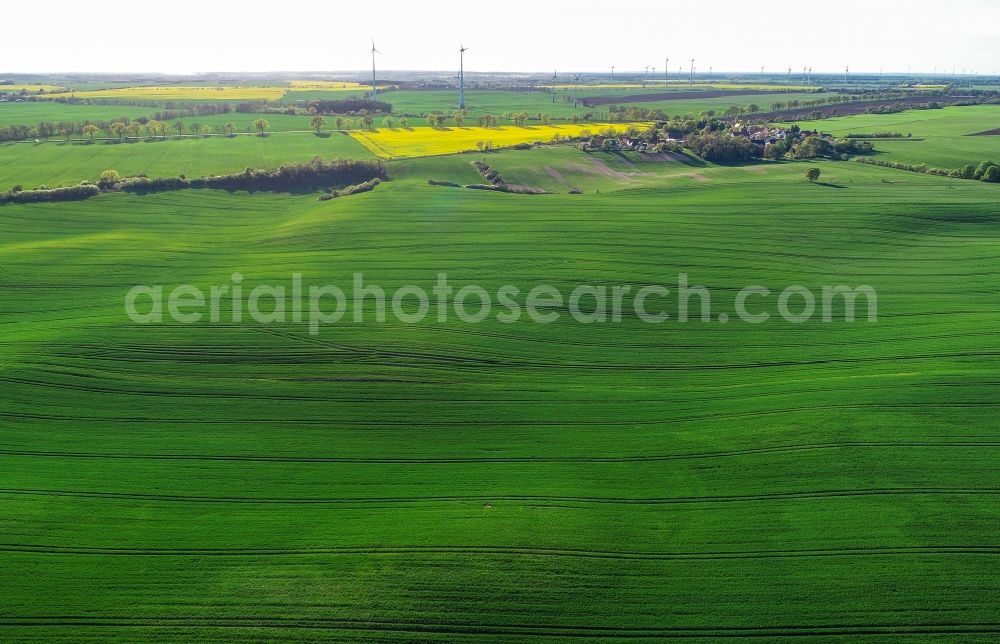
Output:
left=855, top=158, right=1000, bottom=182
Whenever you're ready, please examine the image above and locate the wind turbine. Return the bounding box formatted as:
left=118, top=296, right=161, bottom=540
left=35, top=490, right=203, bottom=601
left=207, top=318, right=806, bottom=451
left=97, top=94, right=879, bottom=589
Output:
left=665, top=58, right=669, bottom=84
left=690, top=58, right=695, bottom=84
left=459, top=43, right=468, bottom=109
left=845, top=65, right=850, bottom=84
left=370, top=39, right=380, bottom=99
left=611, top=65, right=615, bottom=81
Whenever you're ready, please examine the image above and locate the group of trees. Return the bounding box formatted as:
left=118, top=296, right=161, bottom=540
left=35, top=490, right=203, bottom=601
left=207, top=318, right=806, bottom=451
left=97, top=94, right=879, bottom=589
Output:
left=477, top=114, right=500, bottom=128
left=606, top=107, right=667, bottom=123
left=425, top=111, right=466, bottom=128
left=304, top=98, right=391, bottom=115
left=683, top=132, right=761, bottom=163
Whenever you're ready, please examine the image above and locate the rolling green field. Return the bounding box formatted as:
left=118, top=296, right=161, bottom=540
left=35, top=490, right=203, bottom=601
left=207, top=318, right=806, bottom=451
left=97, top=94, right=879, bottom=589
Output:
left=795, top=105, right=1000, bottom=168
left=0, top=132, right=373, bottom=189
left=2, top=140, right=999, bottom=640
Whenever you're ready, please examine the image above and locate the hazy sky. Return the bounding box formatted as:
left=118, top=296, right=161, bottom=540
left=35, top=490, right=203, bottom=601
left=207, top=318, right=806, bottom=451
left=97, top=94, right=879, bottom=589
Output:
left=4, top=0, right=998, bottom=75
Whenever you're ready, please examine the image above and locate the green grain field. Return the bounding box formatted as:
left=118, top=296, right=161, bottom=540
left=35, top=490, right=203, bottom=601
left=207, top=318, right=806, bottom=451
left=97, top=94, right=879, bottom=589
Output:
left=1, top=141, right=998, bottom=640
left=794, top=104, right=1000, bottom=168
left=375, top=89, right=840, bottom=120
left=0, top=132, right=373, bottom=189
left=0, top=102, right=159, bottom=127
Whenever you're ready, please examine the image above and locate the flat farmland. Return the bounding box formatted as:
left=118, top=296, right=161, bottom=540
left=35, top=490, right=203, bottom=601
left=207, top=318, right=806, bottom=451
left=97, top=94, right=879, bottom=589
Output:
left=377, top=89, right=833, bottom=120
left=607, top=91, right=844, bottom=116
left=0, top=102, right=159, bottom=127
left=382, top=89, right=590, bottom=117
left=42, top=85, right=289, bottom=101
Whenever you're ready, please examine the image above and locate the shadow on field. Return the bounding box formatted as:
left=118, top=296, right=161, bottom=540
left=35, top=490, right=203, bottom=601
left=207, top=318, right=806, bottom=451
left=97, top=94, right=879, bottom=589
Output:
left=814, top=182, right=847, bottom=189
left=313, top=132, right=332, bottom=138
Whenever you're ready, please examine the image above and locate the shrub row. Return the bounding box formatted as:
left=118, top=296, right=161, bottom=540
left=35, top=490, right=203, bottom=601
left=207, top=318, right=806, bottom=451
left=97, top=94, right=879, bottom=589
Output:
left=304, top=99, right=392, bottom=115
left=846, top=132, right=910, bottom=139
left=0, top=183, right=100, bottom=204
left=317, top=178, right=382, bottom=201
left=116, top=158, right=386, bottom=194
left=472, top=160, right=504, bottom=186
left=855, top=158, right=1000, bottom=182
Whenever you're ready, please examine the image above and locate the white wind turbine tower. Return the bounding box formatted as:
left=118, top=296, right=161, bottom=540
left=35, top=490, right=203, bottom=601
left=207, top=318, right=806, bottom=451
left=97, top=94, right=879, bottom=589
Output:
left=459, top=44, right=469, bottom=109
left=665, top=58, right=669, bottom=84
left=370, top=39, right=380, bottom=99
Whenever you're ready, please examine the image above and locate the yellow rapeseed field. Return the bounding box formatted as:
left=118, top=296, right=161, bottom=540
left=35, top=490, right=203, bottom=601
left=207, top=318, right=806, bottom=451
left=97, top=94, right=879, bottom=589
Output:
left=349, top=123, right=649, bottom=159
left=0, top=84, right=61, bottom=92
left=43, top=86, right=288, bottom=101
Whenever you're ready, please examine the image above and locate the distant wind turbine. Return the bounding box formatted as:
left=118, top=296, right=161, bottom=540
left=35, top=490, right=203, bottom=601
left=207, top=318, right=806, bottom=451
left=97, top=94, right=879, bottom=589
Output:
left=459, top=44, right=468, bottom=109
left=370, top=39, right=380, bottom=99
